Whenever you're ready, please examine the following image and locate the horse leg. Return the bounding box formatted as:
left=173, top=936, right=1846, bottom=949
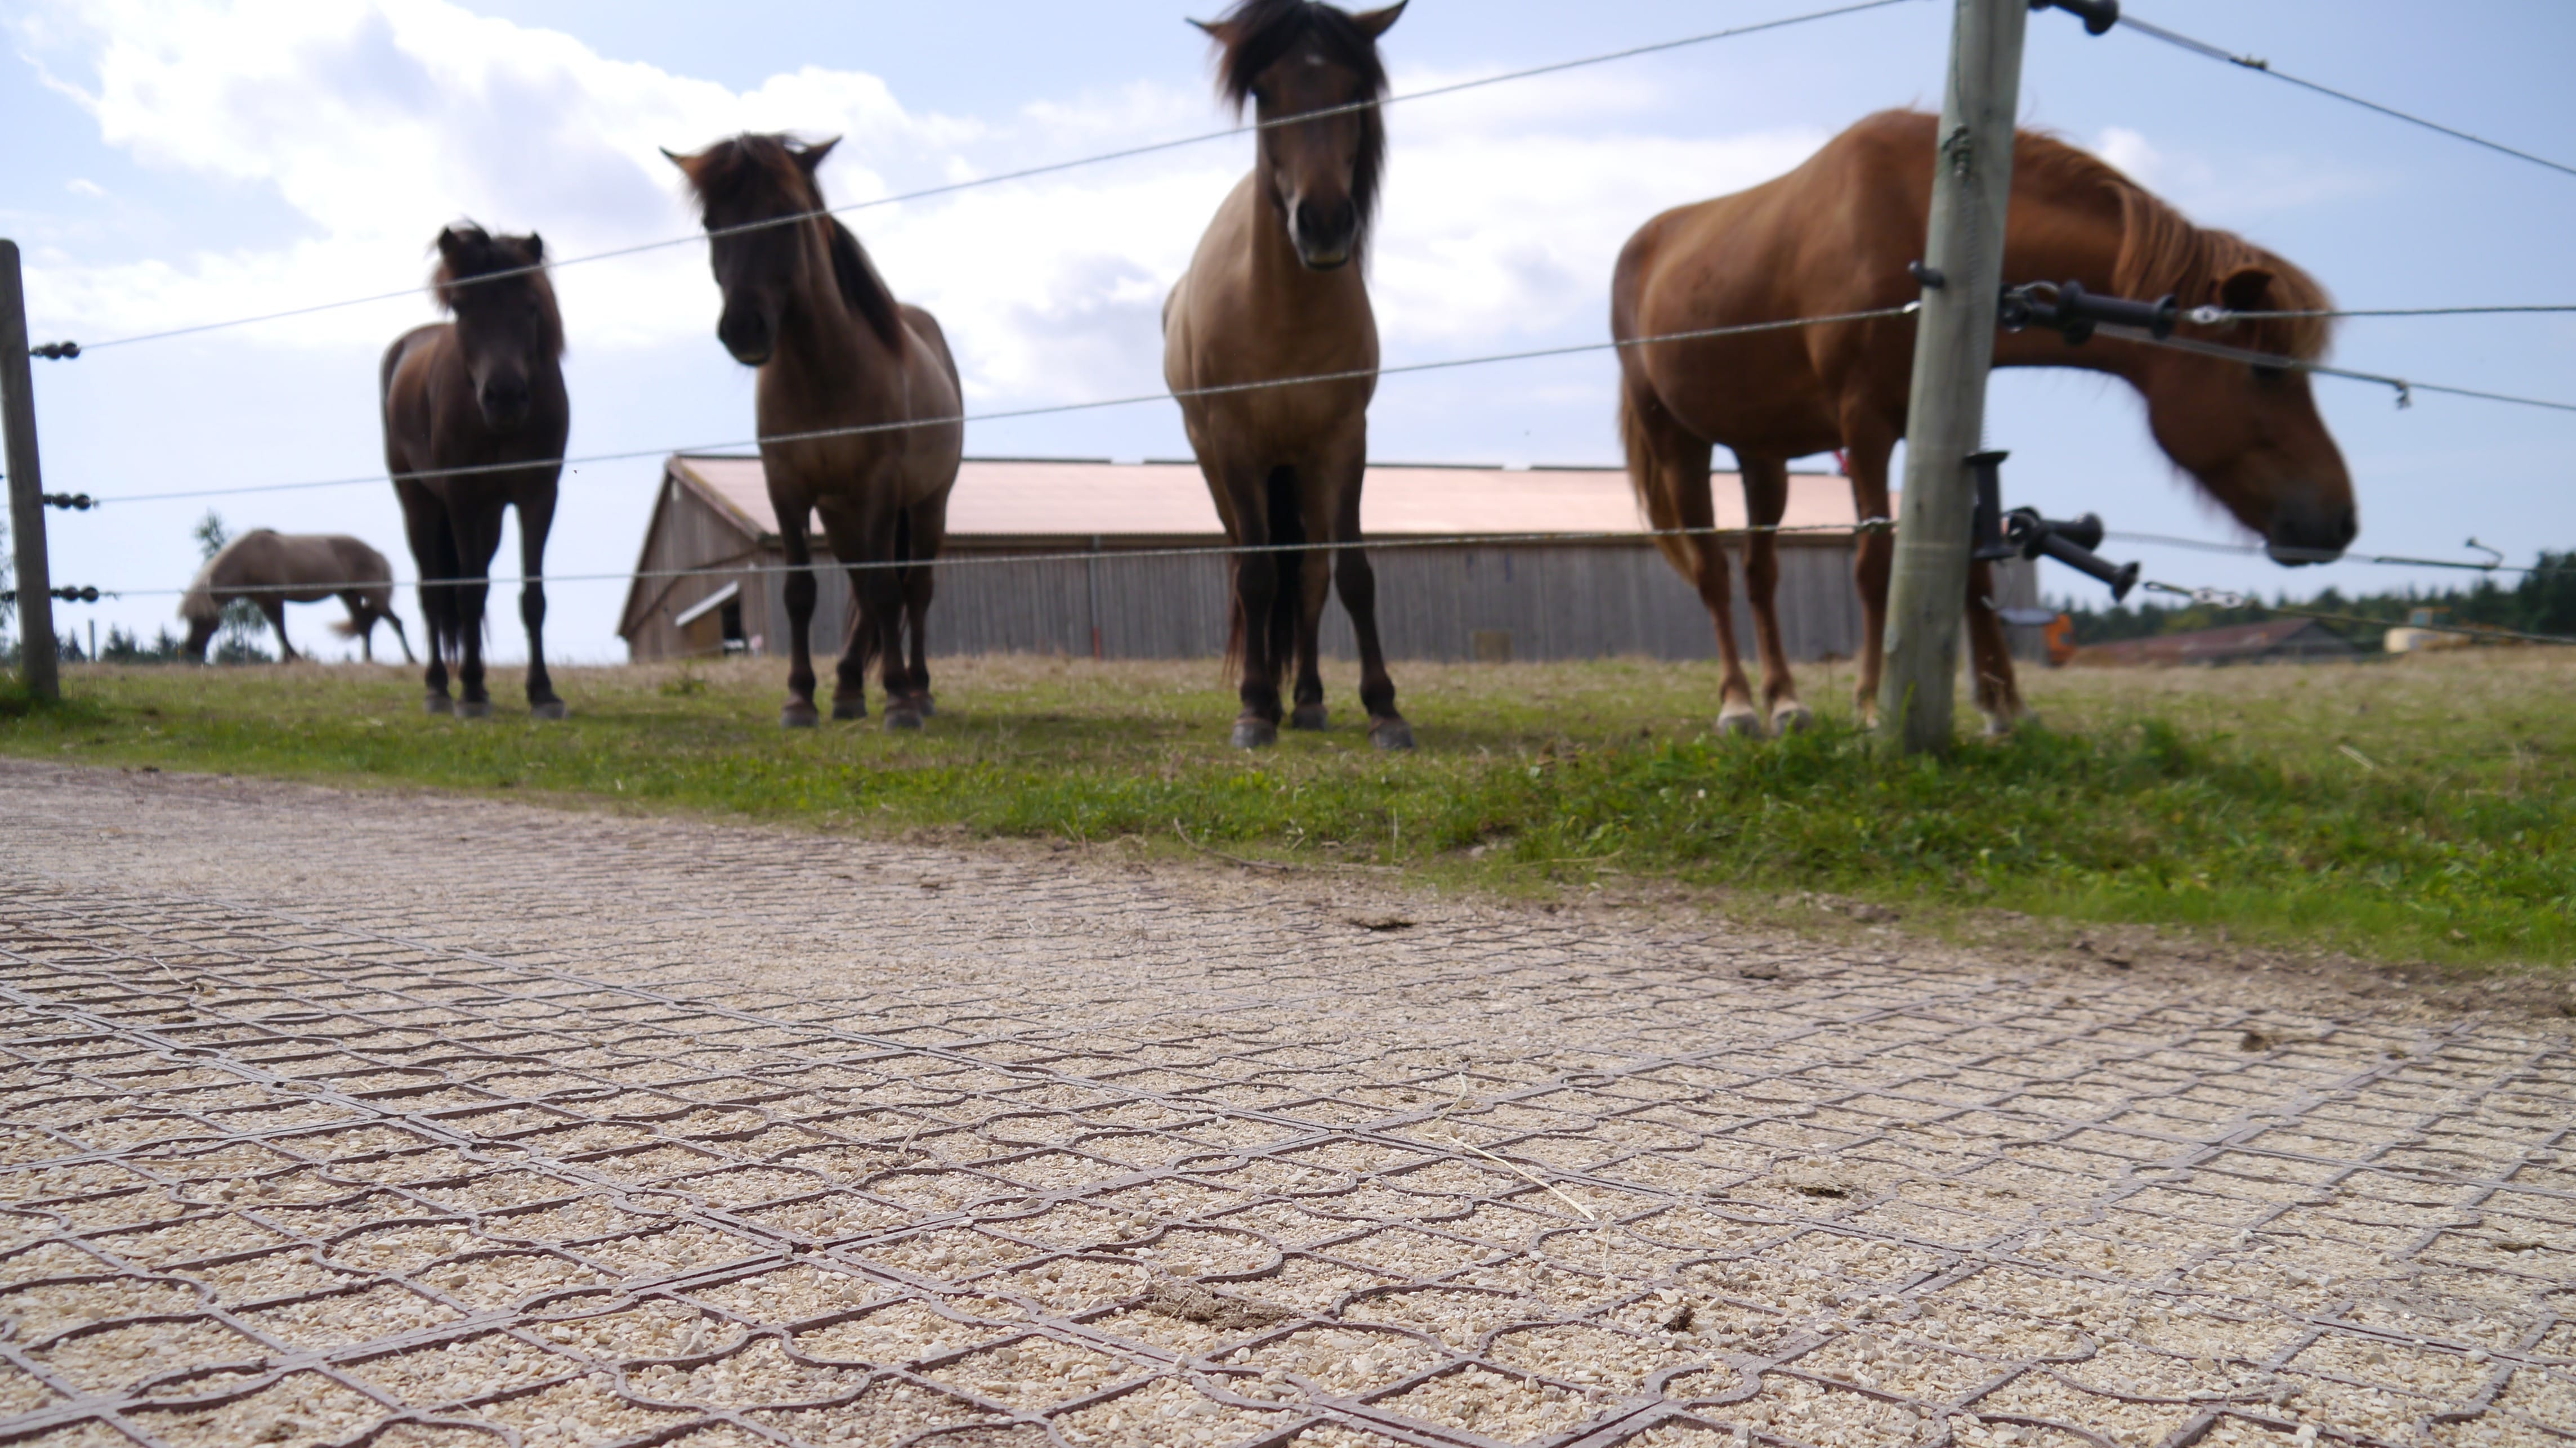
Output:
left=1965, top=558, right=2032, bottom=734
left=515, top=488, right=565, bottom=719
left=1841, top=410, right=1899, bottom=728
left=449, top=505, right=506, bottom=719
left=1287, top=473, right=1333, bottom=733
left=901, top=501, right=940, bottom=717
left=1219, top=466, right=1283, bottom=750
left=341, top=595, right=375, bottom=664
left=1325, top=458, right=1409, bottom=750
left=1738, top=455, right=1808, bottom=734
left=835, top=513, right=911, bottom=729
left=778, top=511, right=822, bottom=728
left=261, top=597, right=297, bottom=664
left=1637, top=400, right=1757, bottom=734
left=397, top=481, right=454, bottom=712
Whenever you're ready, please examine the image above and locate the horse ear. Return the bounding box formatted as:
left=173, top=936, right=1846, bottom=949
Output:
left=523, top=232, right=544, bottom=262
left=435, top=226, right=468, bottom=260
left=661, top=146, right=704, bottom=181
left=2218, top=266, right=2275, bottom=313
left=1352, top=1, right=1406, bottom=40
left=794, top=136, right=841, bottom=174
left=1190, top=17, right=1236, bottom=42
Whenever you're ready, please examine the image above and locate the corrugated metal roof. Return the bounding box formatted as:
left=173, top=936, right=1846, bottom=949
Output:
left=666, top=454, right=1876, bottom=542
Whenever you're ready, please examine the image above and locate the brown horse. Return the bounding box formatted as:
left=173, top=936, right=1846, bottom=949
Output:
left=667, top=134, right=963, bottom=729
left=381, top=225, right=570, bottom=718
left=1163, top=0, right=1413, bottom=751
left=180, top=531, right=414, bottom=664
left=1614, top=110, right=2355, bottom=736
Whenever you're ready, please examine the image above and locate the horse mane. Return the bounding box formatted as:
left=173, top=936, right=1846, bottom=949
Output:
left=429, top=225, right=566, bottom=359
left=1207, top=0, right=1391, bottom=250
left=676, top=133, right=905, bottom=351
left=2015, top=128, right=2333, bottom=361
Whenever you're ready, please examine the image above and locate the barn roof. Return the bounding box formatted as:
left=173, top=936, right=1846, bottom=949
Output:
left=2070, top=617, right=2359, bottom=666
left=664, top=454, right=1873, bottom=543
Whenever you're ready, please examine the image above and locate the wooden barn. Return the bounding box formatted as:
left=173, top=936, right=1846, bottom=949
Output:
left=616, top=455, right=2039, bottom=665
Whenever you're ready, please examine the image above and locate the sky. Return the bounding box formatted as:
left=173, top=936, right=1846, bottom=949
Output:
left=3, top=0, right=2571, bottom=662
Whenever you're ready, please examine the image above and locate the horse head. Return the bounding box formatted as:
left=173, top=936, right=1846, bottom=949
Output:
left=2139, top=267, right=2357, bottom=564
left=431, top=225, right=560, bottom=431
left=668, top=134, right=887, bottom=367
left=1197, top=0, right=1402, bottom=271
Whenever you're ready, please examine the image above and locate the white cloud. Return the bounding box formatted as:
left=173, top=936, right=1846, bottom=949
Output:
left=2089, top=124, right=2381, bottom=225
left=18, top=0, right=1829, bottom=414
left=65, top=178, right=106, bottom=198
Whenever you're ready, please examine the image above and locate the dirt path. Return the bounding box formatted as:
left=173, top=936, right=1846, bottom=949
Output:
left=0, top=760, right=2567, bottom=1448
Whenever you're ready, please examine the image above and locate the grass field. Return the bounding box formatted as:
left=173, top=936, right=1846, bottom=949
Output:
left=6, top=649, right=2570, bottom=971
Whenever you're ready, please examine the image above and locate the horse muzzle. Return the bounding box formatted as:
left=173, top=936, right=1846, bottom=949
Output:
left=1289, top=198, right=1358, bottom=271
left=477, top=380, right=534, bottom=429
left=718, top=310, right=775, bottom=368
left=2264, top=499, right=2358, bottom=566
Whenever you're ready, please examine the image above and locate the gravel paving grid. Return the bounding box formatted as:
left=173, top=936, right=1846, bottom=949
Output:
left=0, top=759, right=2568, bottom=1448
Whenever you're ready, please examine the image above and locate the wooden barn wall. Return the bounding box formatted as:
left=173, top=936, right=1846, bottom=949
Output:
left=622, top=486, right=2042, bottom=665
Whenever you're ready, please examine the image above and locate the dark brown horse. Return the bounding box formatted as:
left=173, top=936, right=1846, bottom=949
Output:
left=381, top=225, right=570, bottom=718
left=1163, top=0, right=1413, bottom=751
left=668, top=134, right=963, bottom=729
left=1614, top=110, right=2355, bottom=736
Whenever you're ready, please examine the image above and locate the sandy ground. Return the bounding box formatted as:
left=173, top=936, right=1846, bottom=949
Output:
left=0, top=759, right=2567, bottom=1448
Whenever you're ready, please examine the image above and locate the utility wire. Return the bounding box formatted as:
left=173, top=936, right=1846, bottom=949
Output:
left=64, top=0, right=1919, bottom=354
left=2193, top=304, right=2576, bottom=324
left=80, top=305, right=1920, bottom=505
left=2116, top=12, right=2576, bottom=182
left=2103, top=530, right=2542, bottom=575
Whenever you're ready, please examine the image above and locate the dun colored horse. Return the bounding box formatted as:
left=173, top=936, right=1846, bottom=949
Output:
left=180, top=531, right=414, bottom=664
left=1613, top=110, right=2355, bottom=736
left=667, top=134, right=963, bottom=729
left=1164, top=0, right=1414, bottom=751
left=380, top=225, right=571, bottom=718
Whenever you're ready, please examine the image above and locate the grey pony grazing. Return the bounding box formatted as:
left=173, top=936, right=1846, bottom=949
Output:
left=180, top=531, right=415, bottom=664
left=380, top=223, right=571, bottom=718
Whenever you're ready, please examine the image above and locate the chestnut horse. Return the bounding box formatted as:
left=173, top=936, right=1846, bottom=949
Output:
left=1614, top=110, right=2355, bottom=736
left=1164, top=0, right=1414, bottom=751
left=668, top=134, right=963, bottom=729
left=381, top=225, right=570, bottom=718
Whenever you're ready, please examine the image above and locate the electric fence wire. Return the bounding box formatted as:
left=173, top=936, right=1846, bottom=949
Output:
left=78, top=305, right=1925, bottom=505
left=2115, top=10, right=2576, bottom=183
left=57, top=0, right=1922, bottom=355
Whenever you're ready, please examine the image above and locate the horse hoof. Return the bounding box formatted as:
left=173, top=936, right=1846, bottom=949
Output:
left=831, top=698, right=867, bottom=723
left=423, top=693, right=453, bottom=716
left=1717, top=709, right=1763, bottom=738
left=1772, top=705, right=1814, bottom=736
left=530, top=700, right=569, bottom=721
left=1984, top=710, right=2040, bottom=738
left=782, top=702, right=821, bottom=729
left=1231, top=718, right=1278, bottom=750
left=915, top=693, right=937, bottom=718
left=1368, top=716, right=1416, bottom=752
left=1289, top=703, right=1330, bottom=731
left=883, top=708, right=923, bottom=733
left=458, top=699, right=493, bottom=720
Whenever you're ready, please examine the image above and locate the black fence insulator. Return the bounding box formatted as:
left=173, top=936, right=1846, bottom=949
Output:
left=29, top=341, right=80, bottom=361
left=2006, top=508, right=2140, bottom=600
left=2030, top=0, right=2120, bottom=36
left=42, top=492, right=93, bottom=512
left=3, top=586, right=105, bottom=604
left=1968, top=450, right=2016, bottom=562
left=1908, top=259, right=1947, bottom=290
left=1999, top=280, right=2179, bottom=345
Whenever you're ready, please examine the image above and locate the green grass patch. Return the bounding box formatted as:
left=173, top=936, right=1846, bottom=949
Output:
left=7, top=651, right=2570, bottom=968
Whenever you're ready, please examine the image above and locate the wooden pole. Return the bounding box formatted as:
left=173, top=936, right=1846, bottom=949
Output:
left=1877, top=0, right=2027, bottom=752
left=0, top=240, right=59, bottom=701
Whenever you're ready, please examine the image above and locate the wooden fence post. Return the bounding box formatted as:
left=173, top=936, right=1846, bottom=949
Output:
left=1, top=240, right=59, bottom=701
left=1877, top=0, right=2028, bottom=752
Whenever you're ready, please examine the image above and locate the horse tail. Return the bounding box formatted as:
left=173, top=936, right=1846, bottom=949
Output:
left=1620, top=384, right=1698, bottom=579
left=1221, top=467, right=1307, bottom=682
left=422, top=509, right=466, bottom=658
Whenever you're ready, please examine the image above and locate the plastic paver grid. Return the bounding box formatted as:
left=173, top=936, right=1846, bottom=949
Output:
left=0, top=878, right=2569, bottom=1447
